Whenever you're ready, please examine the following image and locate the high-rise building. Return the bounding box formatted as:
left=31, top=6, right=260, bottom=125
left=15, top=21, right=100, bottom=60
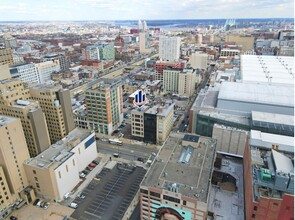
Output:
left=86, top=80, right=123, bottom=135
left=140, top=134, right=216, bottom=220
left=29, top=84, right=75, bottom=144
left=155, top=60, right=186, bottom=80
left=35, top=60, right=60, bottom=83
left=0, top=79, right=51, bottom=157
left=0, top=48, right=14, bottom=65
left=139, top=32, right=151, bottom=54
left=9, top=63, right=39, bottom=84
left=82, top=43, right=115, bottom=61
left=159, top=36, right=181, bottom=62
left=0, top=115, right=30, bottom=194
left=131, top=103, right=174, bottom=144
left=0, top=166, right=13, bottom=208
left=244, top=130, right=294, bottom=220
left=163, top=68, right=196, bottom=96
left=24, top=128, right=97, bottom=201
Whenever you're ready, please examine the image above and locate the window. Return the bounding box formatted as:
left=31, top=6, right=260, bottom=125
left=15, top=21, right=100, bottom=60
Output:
left=66, top=165, right=68, bottom=172
left=163, top=195, right=180, bottom=204
left=33, top=170, right=36, bottom=174
left=183, top=200, right=187, bottom=206
left=273, top=203, right=279, bottom=206
left=140, top=189, right=148, bottom=195
left=58, top=171, right=61, bottom=178
left=252, top=214, right=255, bottom=219
left=254, top=206, right=258, bottom=211
left=150, top=191, right=160, bottom=198
left=72, top=159, right=75, bottom=166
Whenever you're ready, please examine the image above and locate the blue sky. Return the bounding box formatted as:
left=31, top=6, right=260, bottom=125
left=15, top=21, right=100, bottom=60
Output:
left=0, top=0, right=293, bottom=21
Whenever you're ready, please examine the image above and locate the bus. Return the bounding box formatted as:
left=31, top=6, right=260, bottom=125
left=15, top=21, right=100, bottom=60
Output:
left=108, top=139, right=123, bottom=146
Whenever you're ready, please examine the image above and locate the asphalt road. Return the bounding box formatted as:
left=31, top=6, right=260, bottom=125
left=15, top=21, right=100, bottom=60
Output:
left=96, top=141, right=157, bottom=161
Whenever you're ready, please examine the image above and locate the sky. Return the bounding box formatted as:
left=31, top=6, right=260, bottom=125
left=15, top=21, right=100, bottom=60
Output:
left=0, top=0, right=294, bottom=21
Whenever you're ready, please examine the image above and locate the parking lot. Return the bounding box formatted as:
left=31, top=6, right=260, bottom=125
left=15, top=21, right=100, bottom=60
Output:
left=71, top=163, right=146, bottom=220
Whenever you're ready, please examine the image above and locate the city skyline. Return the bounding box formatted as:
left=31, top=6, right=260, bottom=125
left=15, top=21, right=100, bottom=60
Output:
left=0, top=0, right=294, bottom=21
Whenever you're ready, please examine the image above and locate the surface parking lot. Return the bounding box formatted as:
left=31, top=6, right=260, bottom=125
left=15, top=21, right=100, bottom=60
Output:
left=71, top=163, right=146, bottom=220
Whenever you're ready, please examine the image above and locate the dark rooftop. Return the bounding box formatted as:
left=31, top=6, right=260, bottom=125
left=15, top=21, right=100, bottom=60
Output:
left=183, top=134, right=200, bottom=143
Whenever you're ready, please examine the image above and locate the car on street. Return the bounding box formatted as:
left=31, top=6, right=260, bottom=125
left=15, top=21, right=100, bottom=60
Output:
left=92, top=160, right=99, bottom=165
left=88, top=163, right=96, bottom=168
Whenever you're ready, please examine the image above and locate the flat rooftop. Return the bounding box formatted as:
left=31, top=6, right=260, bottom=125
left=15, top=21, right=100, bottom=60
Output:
left=241, top=55, right=294, bottom=85
left=145, top=103, right=174, bottom=117
left=252, top=111, right=294, bottom=126
left=24, top=128, right=92, bottom=169
left=218, top=82, right=294, bottom=107
left=142, top=133, right=216, bottom=202
left=29, top=83, right=62, bottom=91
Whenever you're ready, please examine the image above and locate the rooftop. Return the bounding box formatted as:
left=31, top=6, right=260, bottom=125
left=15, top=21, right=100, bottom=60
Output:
left=241, top=55, right=294, bottom=85
left=142, top=133, right=216, bottom=202
left=145, top=103, right=174, bottom=117
left=251, top=111, right=294, bottom=126
left=218, top=82, right=294, bottom=108
left=24, top=128, right=92, bottom=169
left=0, top=115, right=17, bottom=127
left=29, top=83, right=62, bottom=91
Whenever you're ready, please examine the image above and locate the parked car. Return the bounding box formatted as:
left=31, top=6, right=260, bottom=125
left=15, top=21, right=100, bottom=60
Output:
left=77, top=193, right=86, bottom=199
left=69, top=202, right=78, bottom=209
left=43, top=202, right=50, bottom=209
left=33, top=199, right=40, bottom=206
left=137, top=157, right=144, bottom=162
left=88, top=163, right=96, bottom=168
left=83, top=170, right=89, bottom=175
left=79, top=172, right=86, bottom=178
left=92, top=160, right=99, bottom=165
left=86, top=166, right=93, bottom=171
left=10, top=216, right=18, bottom=220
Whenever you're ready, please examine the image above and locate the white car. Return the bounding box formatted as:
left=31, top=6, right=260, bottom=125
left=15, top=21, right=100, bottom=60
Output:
left=79, top=172, right=86, bottom=178
left=69, top=202, right=78, bottom=209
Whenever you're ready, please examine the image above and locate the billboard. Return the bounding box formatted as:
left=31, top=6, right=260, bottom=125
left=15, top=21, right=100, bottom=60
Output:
left=150, top=200, right=192, bottom=220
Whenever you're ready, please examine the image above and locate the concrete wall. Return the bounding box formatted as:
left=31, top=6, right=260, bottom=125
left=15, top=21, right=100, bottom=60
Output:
left=58, top=89, right=75, bottom=133
left=212, top=124, right=248, bottom=156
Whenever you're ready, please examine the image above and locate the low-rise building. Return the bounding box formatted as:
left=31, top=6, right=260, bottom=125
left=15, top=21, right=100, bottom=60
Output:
left=140, top=133, right=216, bottom=220
left=24, top=128, right=97, bottom=201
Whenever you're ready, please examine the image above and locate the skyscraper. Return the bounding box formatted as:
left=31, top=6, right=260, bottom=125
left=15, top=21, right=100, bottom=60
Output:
left=86, top=80, right=123, bottom=135
left=29, top=84, right=75, bottom=144
left=159, top=36, right=181, bottom=62
left=0, top=79, right=51, bottom=157
left=0, top=115, right=30, bottom=194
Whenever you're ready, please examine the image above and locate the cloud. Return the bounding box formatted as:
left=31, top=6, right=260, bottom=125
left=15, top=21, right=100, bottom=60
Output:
left=0, top=0, right=293, bottom=20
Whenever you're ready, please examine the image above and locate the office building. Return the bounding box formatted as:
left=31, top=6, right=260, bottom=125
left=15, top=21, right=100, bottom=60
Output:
left=86, top=80, right=123, bottom=135
left=82, top=45, right=100, bottom=61
left=225, top=35, right=254, bottom=52
left=44, top=53, right=69, bottom=71
left=219, top=49, right=240, bottom=58
left=0, top=49, right=14, bottom=66
left=29, top=84, right=75, bottom=144
left=244, top=130, right=294, bottom=220
left=0, top=166, right=12, bottom=208
left=0, top=115, right=30, bottom=194
left=82, top=43, right=115, bottom=61
left=0, top=79, right=50, bottom=157
left=163, top=68, right=196, bottom=97
left=188, top=53, right=208, bottom=69
left=9, top=63, right=39, bottom=84
left=140, top=134, right=216, bottom=220
left=24, top=128, right=97, bottom=201
left=131, top=103, right=174, bottom=144
left=35, top=60, right=60, bottom=83
left=139, top=32, right=151, bottom=54
left=159, top=36, right=181, bottom=62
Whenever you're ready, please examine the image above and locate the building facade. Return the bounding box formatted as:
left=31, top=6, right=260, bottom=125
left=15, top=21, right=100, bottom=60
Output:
left=29, top=84, right=75, bottom=144
left=35, top=60, right=60, bottom=83
left=188, top=53, right=208, bottom=69
left=24, top=129, right=97, bottom=201
left=9, top=63, right=39, bottom=84
left=0, top=115, right=30, bottom=194
left=159, top=36, right=181, bottom=62
left=86, top=80, right=123, bottom=135
left=0, top=49, right=14, bottom=66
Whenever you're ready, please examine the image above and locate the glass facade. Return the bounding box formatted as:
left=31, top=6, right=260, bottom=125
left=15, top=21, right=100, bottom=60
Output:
left=144, top=113, right=157, bottom=144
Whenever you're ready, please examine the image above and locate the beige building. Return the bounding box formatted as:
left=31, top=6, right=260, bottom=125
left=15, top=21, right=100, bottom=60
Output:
left=0, top=115, right=30, bottom=194
left=0, top=49, right=14, bottom=66
left=188, top=53, right=208, bottom=69
left=131, top=106, right=149, bottom=138
left=0, top=64, right=11, bottom=80
left=139, top=32, right=151, bottom=54
left=140, top=134, right=216, bottom=220
left=0, top=166, right=13, bottom=208
left=29, top=84, right=75, bottom=144
left=226, top=35, right=254, bottom=52
left=163, top=68, right=196, bottom=97
left=220, top=49, right=240, bottom=58
left=0, top=79, right=51, bottom=157
left=24, top=128, right=97, bottom=201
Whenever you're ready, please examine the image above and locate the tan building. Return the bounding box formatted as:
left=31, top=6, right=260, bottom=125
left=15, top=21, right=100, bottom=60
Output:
left=139, top=32, right=152, bottom=54
left=86, top=80, right=123, bottom=135
left=29, top=84, right=75, bottom=144
left=131, top=103, right=174, bottom=144
left=0, top=49, right=14, bottom=66
left=140, top=134, right=216, bottom=220
left=24, top=128, right=97, bottom=201
left=0, top=115, right=30, bottom=194
left=226, top=35, right=254, bottom=52
left=220, top=49, right=240, bottom=58
left=188, top=53, right=208, bottom=69
left=0, top=79, right=51, bottom=157
left=0, top=64, right=11, bottom=80
left=0, top=166, right=13, bottom=207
